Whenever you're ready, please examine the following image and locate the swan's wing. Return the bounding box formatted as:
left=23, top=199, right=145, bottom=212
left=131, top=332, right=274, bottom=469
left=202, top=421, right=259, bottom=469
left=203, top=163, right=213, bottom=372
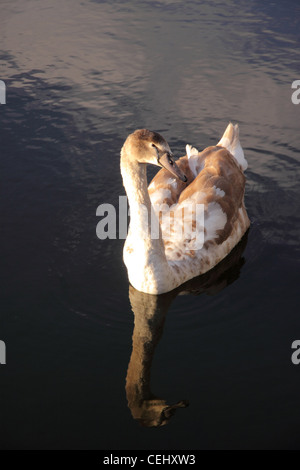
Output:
left=149, top=145, right=247, bottom=260
left=177, top=146, right=246, bottom=247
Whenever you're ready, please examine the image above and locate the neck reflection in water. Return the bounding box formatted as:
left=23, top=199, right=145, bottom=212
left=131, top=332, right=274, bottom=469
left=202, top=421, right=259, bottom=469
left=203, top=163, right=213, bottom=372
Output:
left=126, top=232, right=249, bottom=427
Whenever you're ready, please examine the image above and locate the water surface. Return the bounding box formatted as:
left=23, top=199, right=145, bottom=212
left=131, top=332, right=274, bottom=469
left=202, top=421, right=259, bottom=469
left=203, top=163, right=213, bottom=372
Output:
left=0, top=0, right=300, bottom=450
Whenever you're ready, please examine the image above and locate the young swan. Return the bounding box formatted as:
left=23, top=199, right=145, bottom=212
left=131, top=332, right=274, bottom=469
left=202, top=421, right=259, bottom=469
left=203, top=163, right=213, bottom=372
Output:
left=121, top=125, right=250, bottom=294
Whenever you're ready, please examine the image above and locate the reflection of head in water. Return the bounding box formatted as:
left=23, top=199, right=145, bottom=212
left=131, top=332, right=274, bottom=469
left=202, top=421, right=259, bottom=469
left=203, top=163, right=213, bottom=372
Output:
left=135, top=399, right=189, bottom=428
left=126, top=232, right=249, bottom=427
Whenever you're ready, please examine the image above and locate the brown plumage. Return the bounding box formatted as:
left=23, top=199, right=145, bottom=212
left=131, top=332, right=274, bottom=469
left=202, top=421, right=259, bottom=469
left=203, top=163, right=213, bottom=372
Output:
left=121, top=123, right=250, bottom=294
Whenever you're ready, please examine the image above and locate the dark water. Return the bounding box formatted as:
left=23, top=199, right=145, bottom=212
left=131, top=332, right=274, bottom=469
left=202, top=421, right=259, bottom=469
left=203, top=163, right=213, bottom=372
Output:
left=1, top=0, right=300, bottom=450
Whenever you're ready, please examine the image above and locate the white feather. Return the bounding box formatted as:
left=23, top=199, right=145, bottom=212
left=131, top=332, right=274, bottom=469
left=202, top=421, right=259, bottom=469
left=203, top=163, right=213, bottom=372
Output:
left=217, top=123, right=248, bottom=171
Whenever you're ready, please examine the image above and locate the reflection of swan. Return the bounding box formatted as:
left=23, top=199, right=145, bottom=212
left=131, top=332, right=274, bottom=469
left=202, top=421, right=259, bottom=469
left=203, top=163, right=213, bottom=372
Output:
left=126, top=232, right=249, bottom=427
left=126, top=289, right=188, bottom=427
left=121, top=123, right=250, bottom=294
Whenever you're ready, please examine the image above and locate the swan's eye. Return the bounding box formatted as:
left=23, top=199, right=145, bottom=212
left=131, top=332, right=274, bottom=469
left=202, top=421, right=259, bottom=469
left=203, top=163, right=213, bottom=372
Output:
left=152, top=144, right=160, bottom=161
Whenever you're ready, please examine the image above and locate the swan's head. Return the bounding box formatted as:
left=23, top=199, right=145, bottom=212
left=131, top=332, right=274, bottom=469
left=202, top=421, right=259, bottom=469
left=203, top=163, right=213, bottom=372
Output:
left=122, top=129, right=187, bottom=182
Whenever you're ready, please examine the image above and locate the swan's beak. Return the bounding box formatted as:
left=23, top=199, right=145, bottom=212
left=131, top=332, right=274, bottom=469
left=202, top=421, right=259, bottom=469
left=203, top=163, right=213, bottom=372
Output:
left=159, top=153, right=187, bottom=183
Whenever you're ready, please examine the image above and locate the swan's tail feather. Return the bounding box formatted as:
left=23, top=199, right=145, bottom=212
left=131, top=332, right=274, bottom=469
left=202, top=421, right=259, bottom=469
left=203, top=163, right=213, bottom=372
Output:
left=217, top=123, right=248, bottom=171
left=186, top=144, right=199, bottom=158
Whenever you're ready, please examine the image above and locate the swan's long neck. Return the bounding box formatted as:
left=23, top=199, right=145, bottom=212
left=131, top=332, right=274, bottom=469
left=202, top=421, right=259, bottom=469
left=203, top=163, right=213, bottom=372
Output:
left=121, top=156, right=153, bottom=235
left=121, top=148, right=172, bottom=294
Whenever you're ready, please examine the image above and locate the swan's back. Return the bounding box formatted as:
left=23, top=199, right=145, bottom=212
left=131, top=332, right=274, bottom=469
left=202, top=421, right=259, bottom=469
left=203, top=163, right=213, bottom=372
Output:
left=148, top=128, right=250, bottom=275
